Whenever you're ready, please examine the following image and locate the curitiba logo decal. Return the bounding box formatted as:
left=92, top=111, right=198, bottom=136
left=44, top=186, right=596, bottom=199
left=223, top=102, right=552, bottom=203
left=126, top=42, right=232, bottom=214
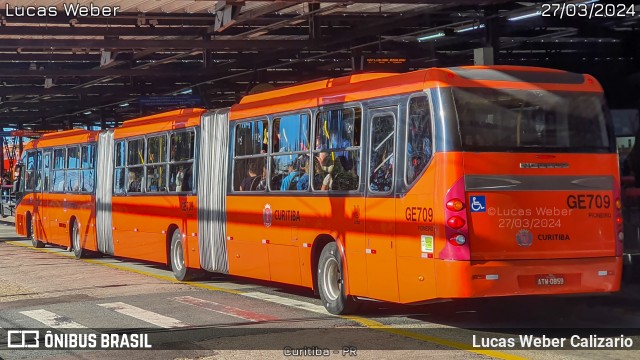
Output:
left=263, top=203, right=273, bottom=228
left=516, top=229, right=533, bottom=247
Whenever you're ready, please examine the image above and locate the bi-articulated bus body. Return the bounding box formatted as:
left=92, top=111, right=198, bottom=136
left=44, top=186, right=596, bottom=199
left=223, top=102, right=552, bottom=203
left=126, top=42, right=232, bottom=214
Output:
left=15, top=66, right=622, bottom=314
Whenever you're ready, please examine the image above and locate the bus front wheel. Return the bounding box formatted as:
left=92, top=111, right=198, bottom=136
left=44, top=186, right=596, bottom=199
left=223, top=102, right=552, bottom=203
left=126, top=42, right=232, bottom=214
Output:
left=170, top=229, right=194, bottom=281
left=317, top=242, right=357, bottom=315
left=27, top=215, right=44, bottom=248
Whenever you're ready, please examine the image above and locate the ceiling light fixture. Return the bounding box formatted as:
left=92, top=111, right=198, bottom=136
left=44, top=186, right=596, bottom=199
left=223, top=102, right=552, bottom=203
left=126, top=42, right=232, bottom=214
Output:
left=417, top=32, right=446, bottom=42
left=507, top=10, right=541, bottom=22
left=456, top=24, right=485, bottom=33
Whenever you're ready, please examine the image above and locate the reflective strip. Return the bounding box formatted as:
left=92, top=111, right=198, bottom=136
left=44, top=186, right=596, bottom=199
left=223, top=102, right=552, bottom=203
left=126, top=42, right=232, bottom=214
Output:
left=465, top=175, right=613, bottom=191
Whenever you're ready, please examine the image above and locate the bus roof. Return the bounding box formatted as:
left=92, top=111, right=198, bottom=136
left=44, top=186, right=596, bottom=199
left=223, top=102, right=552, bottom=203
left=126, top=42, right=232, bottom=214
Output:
left=114, top=107, right=206, bottom=139
left=230, top=65, right=602, bottom=121
left=23, top=129, right=98, bottom=150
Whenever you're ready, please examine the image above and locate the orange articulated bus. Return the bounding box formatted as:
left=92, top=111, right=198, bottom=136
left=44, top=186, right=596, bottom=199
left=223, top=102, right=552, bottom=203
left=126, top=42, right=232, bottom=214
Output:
left=14, top=130, right=99, bottom=254
left=14, top=66, right=622, bottom=314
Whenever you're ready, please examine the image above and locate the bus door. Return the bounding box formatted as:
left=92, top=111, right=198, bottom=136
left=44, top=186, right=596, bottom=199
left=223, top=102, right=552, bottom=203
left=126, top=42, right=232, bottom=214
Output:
left=364, top=107, right=400, bottom=303
left=30, top=151, right=43, bottom=239
left=39, top=150, right=51, bottom=241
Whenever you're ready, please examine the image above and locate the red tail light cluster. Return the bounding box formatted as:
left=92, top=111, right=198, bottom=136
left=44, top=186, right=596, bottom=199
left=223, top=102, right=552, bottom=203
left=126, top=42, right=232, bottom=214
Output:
left=613, top=180, right=623, bottom=257
left=441, top=177, right=471, bottom=261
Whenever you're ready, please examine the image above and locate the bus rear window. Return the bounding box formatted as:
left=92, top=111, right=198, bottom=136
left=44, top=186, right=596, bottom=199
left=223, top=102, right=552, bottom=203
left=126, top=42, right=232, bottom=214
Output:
left=453, top=88, right=613, bottom=153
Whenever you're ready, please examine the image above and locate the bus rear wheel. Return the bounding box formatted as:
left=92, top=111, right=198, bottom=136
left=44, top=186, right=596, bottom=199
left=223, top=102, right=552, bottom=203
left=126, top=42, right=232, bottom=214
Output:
left=170, top=229, right=194, bottom=281
left=72, top=222, right=84, bottom=259
left=28, top=216, right=44, bottom=248
left=317, top=242, right=357, bottom=315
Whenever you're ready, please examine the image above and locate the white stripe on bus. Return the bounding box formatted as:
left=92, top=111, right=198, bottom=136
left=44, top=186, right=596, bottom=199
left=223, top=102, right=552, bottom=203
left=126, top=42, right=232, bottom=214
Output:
left=20, top=309, right=87, bottom=329
left=98, top=302, right=189, bottom=328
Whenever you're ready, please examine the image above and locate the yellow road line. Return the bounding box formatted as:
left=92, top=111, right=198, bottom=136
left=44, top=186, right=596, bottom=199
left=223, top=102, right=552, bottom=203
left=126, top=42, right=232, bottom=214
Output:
left=7, top=240, right=526, bottom=359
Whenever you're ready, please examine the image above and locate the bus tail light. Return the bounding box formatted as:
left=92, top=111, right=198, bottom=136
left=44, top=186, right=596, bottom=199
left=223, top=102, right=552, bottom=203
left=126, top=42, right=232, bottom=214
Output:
left=449, top=234, right=466, bottom=246
left=446, top=199, right=465, bottom=211
left=440, top=176, right=470, bottom=261
left=613, top=180, right=623, bottom=257
left=447, top=216, right=465, bottom=229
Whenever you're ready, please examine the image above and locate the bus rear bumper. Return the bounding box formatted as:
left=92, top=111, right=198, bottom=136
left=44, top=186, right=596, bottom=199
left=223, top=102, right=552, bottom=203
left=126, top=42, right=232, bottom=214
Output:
left=435, top=256, right=622, bottom=298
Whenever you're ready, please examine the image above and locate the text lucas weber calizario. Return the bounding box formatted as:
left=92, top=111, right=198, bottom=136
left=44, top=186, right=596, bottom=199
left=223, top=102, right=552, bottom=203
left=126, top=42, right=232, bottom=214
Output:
left=4, top=3, right=120, bottom=17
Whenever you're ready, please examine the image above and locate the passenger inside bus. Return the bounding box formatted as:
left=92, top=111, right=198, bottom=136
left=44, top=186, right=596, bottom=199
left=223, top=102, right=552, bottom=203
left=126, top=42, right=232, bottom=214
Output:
left=296, top=156, right=309, bottom=190
left=240, top=162, right=260, bottom=191
left=128, top=171, right=141, bottom=193
left=280, top=160, right=301, bottom=190
left=256, top=163, right=267, bottom=191
left=175, top=166, right=185, bottom=192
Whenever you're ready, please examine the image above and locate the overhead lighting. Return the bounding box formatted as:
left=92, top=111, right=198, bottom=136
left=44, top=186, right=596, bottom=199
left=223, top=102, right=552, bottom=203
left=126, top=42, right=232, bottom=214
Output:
left=119, top=103, right=129, bottom=107
left=456, top=24, right=485, bottom=33
left=83, top=111, right=92, bottom=115
left=417, top=32, right=445, bottom=42
left=177, top=89, right=192, bottom=95
left=582, top=0, right=599, bottom=4
left=508, top=10, right=541, bottom=22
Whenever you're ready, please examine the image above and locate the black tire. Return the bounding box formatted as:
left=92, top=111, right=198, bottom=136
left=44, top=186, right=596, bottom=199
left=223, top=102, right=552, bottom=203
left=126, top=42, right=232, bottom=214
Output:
left=28, top=215, right=45, bottom=248
left=317, top=242, right=358, bottom=315
left=170, top=229, right=194, bottom=281
left=72, top=221, right=84, bottom=259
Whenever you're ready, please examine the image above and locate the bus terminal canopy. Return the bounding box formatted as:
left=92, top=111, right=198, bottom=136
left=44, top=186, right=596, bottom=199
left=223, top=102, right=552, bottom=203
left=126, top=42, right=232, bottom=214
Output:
left=0, top=0, right=637, bottom=132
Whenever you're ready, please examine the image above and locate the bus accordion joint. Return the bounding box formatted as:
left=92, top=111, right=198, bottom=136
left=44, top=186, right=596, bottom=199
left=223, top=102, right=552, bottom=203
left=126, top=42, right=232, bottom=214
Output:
left=440, top=177, right=470, bottom=260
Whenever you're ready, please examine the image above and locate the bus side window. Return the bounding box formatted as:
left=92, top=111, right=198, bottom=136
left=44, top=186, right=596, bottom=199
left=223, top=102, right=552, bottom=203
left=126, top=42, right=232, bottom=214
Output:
left=113, top=141, right=126, bottom=195
left=126, top=138, right=145, bottom=193
left=270, top=113, right=310, bottom=192
left=369, top=113, right=395, bottom=193
left=169, top=130, right=195, bottom=192
left=313, top=108, right=361, bottom=191
left=233, top=120, right=267, bottom=192
left=24, top=151, right=36, bottom=192
left=406, top=96, right=433, bottom=185
left=80, top=144, right=95, bottom=193
left=52, top=148, right=66, bottom=192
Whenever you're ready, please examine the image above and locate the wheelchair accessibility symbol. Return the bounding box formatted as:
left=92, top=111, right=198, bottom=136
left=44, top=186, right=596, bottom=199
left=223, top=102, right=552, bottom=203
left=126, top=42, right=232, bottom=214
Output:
left=470, top=196, right=486, bottom=212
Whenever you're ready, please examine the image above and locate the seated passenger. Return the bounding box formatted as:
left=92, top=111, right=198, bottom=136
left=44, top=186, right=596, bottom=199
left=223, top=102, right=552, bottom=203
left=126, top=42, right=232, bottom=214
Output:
left=256, top=164, right=267, bottom=191
left=296, top=157, right=310, bottom=190
left=239, top=162, right=259, bottom=191
left=128, top=171, right=141, bottom=192
left=175, top=166, right=185, bottom=192
left=280, top=161, right=300, bottom=191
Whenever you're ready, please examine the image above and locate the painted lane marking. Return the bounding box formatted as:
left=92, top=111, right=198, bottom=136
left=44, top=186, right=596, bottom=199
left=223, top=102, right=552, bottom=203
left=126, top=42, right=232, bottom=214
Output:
left=98, top=302, right=189, bottom=328
left=173, top=296, right=278, bottom=323
left=241, top=291, right=333, bottom=316
left=20, top=309, right=87, bottom=329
